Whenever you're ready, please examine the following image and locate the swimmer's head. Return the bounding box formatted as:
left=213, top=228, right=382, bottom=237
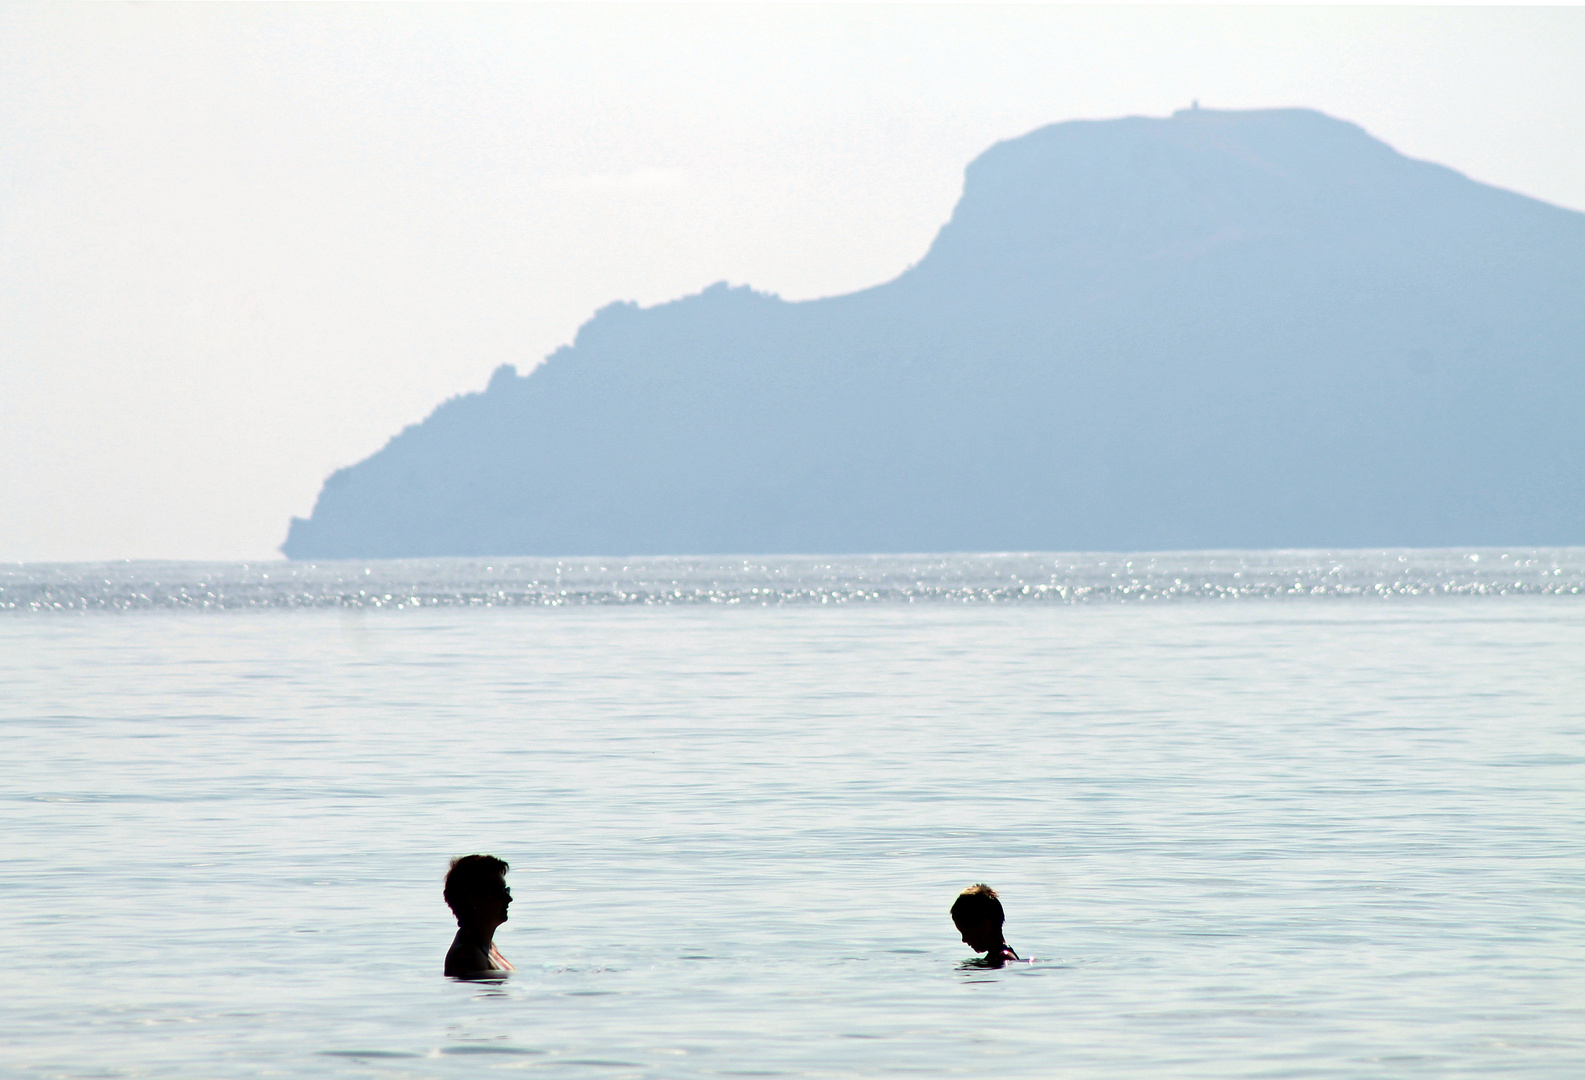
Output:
left=445, top=854, right=511, bottom=928
left=950, top=883, right=1005, bottom=953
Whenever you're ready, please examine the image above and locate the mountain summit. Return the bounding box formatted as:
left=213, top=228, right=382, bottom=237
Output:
left=282, top=109, right=1585, bottom=559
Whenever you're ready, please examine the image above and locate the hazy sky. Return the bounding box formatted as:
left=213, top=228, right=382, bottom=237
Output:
left=4, top=3, right=1584, bottom=563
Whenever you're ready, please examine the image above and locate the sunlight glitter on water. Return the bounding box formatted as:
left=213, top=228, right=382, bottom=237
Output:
left=3, top=548, right=1583, bottom=611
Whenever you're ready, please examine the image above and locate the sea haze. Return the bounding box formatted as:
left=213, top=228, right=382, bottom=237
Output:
left=1, top=551, right=1582, bottom=1077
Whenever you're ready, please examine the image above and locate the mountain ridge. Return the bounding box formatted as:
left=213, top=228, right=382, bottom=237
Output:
left=283, top=108, right=1585, bottom=559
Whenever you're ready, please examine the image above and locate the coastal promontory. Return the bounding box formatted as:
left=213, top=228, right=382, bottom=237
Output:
left=283, top=108, right=1585, bottom=558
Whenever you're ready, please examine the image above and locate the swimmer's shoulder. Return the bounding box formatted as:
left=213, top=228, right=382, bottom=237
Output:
left=445, top=939, right=506, bottom=978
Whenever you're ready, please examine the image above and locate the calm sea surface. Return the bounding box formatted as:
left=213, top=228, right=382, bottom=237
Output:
left=2, top=551, right=1582, bottom=1078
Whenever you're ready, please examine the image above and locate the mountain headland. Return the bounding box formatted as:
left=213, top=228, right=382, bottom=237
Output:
left=282, top=108, right=1585, bottom=559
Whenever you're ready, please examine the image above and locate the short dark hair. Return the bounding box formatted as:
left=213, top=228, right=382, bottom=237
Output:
left=950, top=883, right=1004, bottom=926
left=444, top=854, right=509, bottom=917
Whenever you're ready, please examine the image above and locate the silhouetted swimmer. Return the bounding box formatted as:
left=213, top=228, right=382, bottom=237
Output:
left=444, top=854, right=515, bottom=978
left=951, top=883, right=1023, bottom=967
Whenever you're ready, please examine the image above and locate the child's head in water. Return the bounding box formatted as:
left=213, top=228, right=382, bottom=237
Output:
left=951, top=883, right=1016, bottom=963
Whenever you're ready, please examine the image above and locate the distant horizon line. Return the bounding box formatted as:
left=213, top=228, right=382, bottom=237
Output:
left=9, top=544, right=1585, bottom=571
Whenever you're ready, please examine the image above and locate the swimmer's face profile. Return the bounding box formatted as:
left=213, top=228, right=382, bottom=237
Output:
left=474, top=877, right=511, bottom=927
left=954, top=915, right=1004, bottom=954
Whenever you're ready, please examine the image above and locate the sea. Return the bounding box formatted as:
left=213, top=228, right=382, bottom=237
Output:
left=2, top=549, right=1582, bottom=1079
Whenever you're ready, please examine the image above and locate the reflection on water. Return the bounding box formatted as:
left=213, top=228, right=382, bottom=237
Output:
left=4, top=547, right=1584, bottom=611
left=318, top=1050, right=424, bottom=1059
left=0, top=565, right=1582, bottom=1077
